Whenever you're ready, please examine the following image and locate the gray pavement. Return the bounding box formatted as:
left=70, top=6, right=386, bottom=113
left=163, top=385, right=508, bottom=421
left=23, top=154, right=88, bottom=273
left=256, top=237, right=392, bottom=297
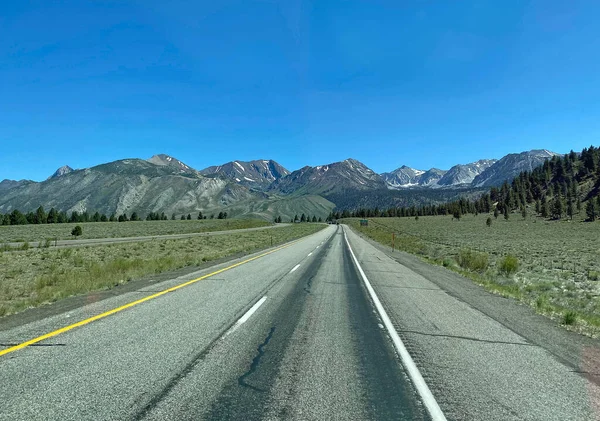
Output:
left=1, top=224, right=598, bottom=420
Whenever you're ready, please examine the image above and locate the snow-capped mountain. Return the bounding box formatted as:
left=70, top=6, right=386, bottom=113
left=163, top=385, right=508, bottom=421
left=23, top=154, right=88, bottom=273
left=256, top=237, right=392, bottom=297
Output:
left=418, top=168, right=447, bottom=187
left=383, top=151, right=555, bottom=189
left=472, top=150, right=558, bottom=187
left=381, top=166, right=428, bottom=188
left=436, top=159, right=497, bottom=187
left=200, top=159, right=290, bottom=190
left=0, top=148, right=562, bottom=220
left=147, top=154, right=196, bottom=174
left=382, top=166, right=448, bottom=189
left=270, top=159, right=386, bottom=196
left=47, top=165, right=74, bottom=180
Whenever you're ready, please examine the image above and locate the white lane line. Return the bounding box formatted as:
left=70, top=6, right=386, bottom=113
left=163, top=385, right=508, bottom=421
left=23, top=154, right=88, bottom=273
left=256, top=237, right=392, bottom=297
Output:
left=316, top=245, right=320, bottom=249
left=290, top=264, right=301, bottom=273
left=308, top=252, right=313, bottom=257
left=343, top=229, right=447, bottom=421
left=225, top=296, right=267, bottom=336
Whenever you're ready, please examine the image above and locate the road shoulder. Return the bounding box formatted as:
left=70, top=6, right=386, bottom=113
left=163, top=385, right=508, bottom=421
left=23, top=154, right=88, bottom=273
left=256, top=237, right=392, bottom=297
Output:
left=344, top=224, right=600, bottom=420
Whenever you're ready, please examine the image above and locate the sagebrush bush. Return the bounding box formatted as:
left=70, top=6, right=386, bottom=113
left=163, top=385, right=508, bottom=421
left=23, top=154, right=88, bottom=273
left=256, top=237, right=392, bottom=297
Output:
left=458, top=249, right=489, bottom=272
left=563, top=310, right=578, bottom=325
left=498, top=255, right=519, bottom=276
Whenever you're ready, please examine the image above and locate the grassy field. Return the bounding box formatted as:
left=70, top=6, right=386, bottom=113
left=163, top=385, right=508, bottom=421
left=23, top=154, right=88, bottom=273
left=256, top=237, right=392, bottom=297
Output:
left=345, top=213, right=600, bottom=335
left=0, top=223, right=324, bottom=317
left=0, top=219, right=271, bottom=244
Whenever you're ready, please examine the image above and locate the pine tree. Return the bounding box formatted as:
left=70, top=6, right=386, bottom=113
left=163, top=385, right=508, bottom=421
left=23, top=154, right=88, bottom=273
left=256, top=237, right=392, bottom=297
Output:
left=312, top=215, right=317, bottom=222
left=181, top=215, right=186, bottom=220
left=71, top=225, right=83, bottom=237
left=493, top=208, right=499, bottom=219
left=586, top=200, right=597, bottom=221
left=551, top=195, right=563, bottom=220
left=130, top=212, right=139, bottom=221
left=541, top=198, right=549, bottom=218
left=171, top=213, right=176, bottom=220
left=300, top=213, right=306, bottom=222
left=198, top=211, right=203, bottom=220
left=35, top=206, right=47, bottom=224
left=47, top=208, right=59, bottom=224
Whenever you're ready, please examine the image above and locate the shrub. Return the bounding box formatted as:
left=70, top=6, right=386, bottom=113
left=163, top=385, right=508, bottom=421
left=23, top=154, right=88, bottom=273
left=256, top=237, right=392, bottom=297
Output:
left=20, top=242, right=30, bottom=251
left=498, top=255, right=519, bottom=276
left=71, top=225, right=83, bottom=237
left=589, top=271, right=600, bottom=281
left=458, top=249, right=489, bottom=272
left=442, top=258, right=454, bottom=268
left=563, top=310, right=577, bottom=325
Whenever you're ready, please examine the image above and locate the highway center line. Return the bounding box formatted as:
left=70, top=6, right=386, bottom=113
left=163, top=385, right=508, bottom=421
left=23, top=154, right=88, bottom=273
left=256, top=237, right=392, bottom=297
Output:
left=343, top=227, right=447, bottom=421
left=308, top=252, right=313, bottom=257
left=0, top=238, right=305, bottom=358
left=290, top=264, right=301, bottom=273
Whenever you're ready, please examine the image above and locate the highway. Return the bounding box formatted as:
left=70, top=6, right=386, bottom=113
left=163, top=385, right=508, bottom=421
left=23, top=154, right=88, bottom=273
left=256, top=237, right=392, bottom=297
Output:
left=0, top=224, right=599, bottom=420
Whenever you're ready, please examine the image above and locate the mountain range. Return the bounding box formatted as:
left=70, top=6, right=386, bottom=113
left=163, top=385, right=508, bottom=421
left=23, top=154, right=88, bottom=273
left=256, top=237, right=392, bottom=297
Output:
left=0, top=149, right=559, bottom=221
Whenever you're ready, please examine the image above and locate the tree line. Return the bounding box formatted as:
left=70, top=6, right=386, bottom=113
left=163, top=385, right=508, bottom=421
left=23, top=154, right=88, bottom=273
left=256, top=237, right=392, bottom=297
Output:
left=273, top=213, right=322, bottom=223
left=0, top=207, right=229, bottom=226
left=329, top=145, right=600, bottom=222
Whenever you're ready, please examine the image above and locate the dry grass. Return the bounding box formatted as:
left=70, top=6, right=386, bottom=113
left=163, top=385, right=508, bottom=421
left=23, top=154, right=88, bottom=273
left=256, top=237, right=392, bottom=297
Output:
left=0, top=223, right=324, bottom=317
left=345, top=214, right=600, bottom=335
left=0, top=219, right=270, bottom=244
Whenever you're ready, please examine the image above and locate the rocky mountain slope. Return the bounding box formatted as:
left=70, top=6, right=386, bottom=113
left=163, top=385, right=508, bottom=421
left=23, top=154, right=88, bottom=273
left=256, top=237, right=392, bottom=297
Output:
left=47, top=165, right=74, bottom=180
left=0, top=159, right=262, bottom=217
left=472, top=150, right=558, bottom=187
left=436, top=159, right=497, bottom=187
left=200, top=159, right=290, bottom=190
left=0, top=149, right=562, bottom=220
left=269, top=159, right=387, bottom=197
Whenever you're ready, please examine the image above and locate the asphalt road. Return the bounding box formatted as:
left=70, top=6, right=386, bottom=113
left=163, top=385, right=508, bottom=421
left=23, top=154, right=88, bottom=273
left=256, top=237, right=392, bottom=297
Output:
left=1, top=224, right=599, bottom=420
left=3, top=223, right=289, bottom=250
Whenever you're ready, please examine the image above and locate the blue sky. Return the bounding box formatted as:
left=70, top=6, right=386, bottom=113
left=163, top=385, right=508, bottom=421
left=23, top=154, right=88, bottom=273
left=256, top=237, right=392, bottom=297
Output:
left=1, top=0, right=599, bottom=181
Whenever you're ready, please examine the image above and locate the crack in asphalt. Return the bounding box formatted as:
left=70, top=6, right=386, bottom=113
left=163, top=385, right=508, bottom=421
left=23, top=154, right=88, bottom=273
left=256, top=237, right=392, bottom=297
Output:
left=237, top=326, right=276, bottom=392
left=304, top=275, right=314, bottom=294
left=398, top=329, right=537, bottom=347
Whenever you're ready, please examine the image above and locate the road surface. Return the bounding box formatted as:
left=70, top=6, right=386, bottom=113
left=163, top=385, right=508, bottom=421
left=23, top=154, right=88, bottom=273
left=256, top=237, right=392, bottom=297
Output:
left=0, top=225, right=598, bottom=420
left=2, top=223, right=289, bottom=250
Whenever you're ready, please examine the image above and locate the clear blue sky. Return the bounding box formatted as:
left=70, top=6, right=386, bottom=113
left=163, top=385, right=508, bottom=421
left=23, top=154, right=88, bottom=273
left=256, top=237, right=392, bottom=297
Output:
left=1, top=1, right=599, bottom=181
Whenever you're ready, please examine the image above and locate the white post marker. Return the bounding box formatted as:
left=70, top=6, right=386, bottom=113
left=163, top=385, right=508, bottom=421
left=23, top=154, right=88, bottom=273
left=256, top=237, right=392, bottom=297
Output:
left=343, top=228, right=447, bottom=421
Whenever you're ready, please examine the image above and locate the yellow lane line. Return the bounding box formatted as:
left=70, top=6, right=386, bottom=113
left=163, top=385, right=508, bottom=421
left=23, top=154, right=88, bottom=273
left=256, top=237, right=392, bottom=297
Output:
left=0, top=239, right=301, bottom=358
